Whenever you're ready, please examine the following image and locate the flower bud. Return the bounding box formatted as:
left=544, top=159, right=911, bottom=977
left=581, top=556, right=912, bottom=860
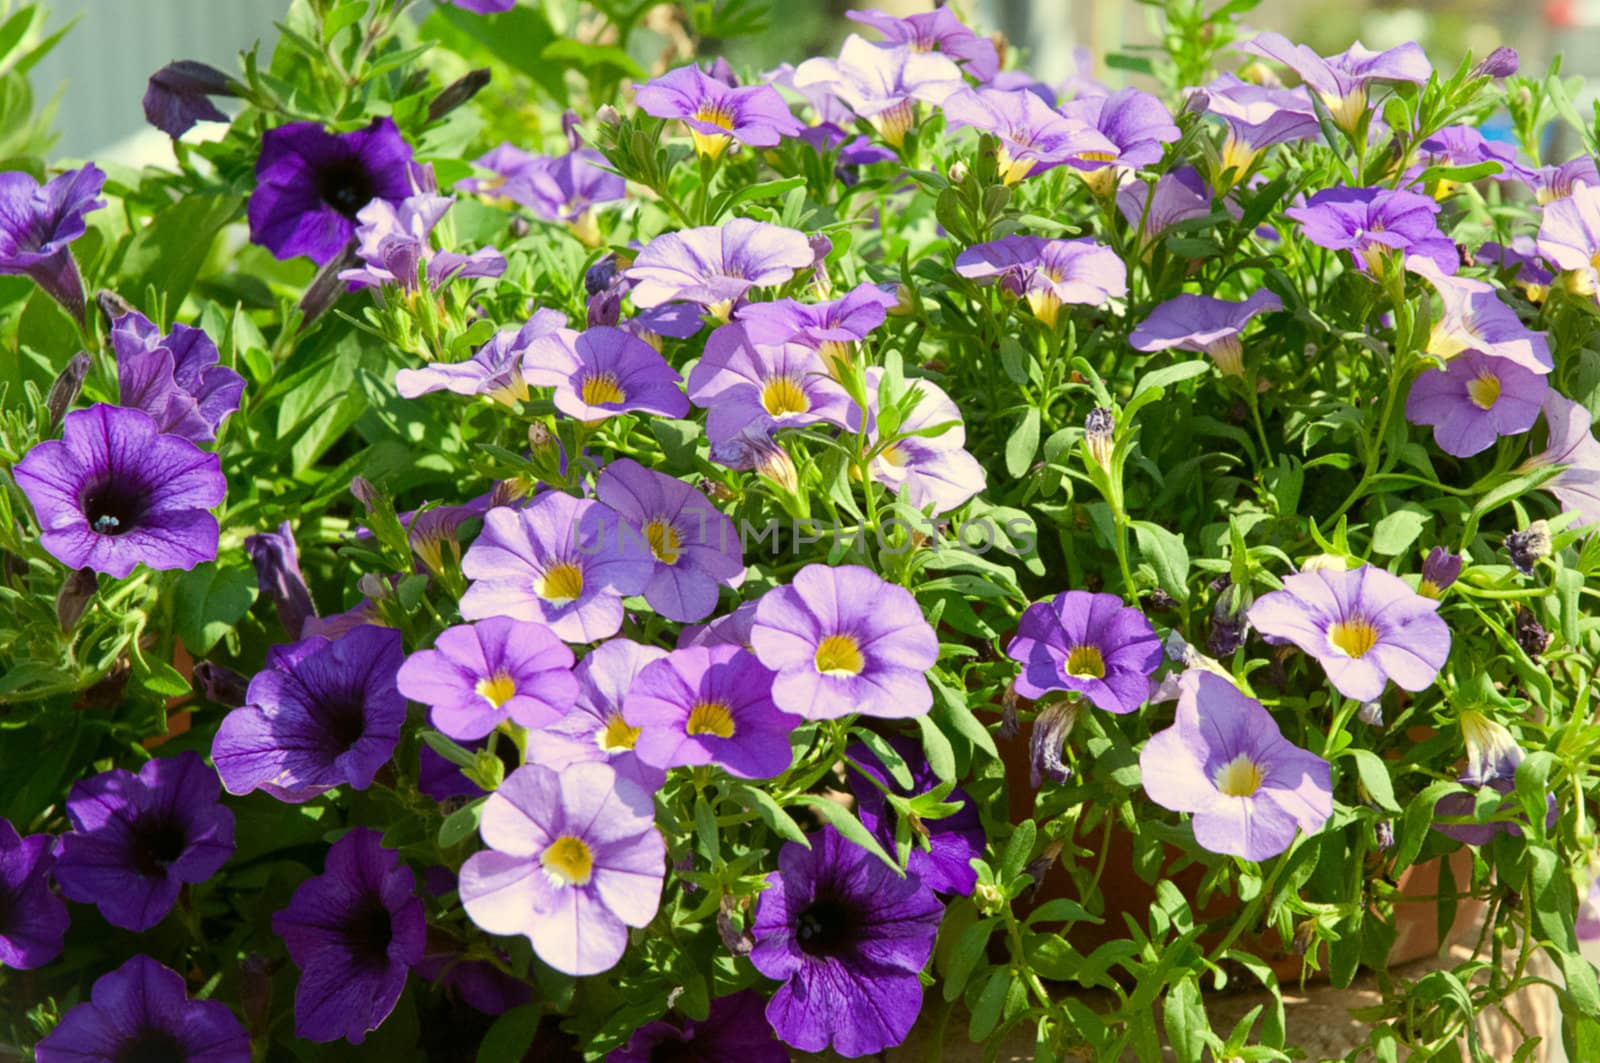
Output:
left=1357, top=700, right=1383, bottom=726
left=1084, top=407, right=1114, bottom=470
left=56, top=567, right=97, bottom=631
left=1300, top=553, right=1346, bottom=573
left=349, top=476, right=380, bottom=509
left=46, top=351, right=90, bottom=430
left=584, top=254, right=620, bottom=296
left=1374, top=819, right=1394, bottom=849
left=998, top=681, right=1021, bottom=740
left=427, top=68, right=491, bottom=123
left=1419, top=546, right=1462, bottom=598
left=1471, top=47, right=1519, bottom=80
left=1028, top=698, right=1080, bottom=788
left=245, top=522, right=317, bottom=639
left=596, top=104, right=621, bottom=127
left=586, top=287, right=622, bottom=328
left=95, top=288, right=135, bottom=329
left=193, top=660, right=250, bottom=708
left=298, top=243, right=360, bottom=327
left=1514, top=606, right=1551, bottom=659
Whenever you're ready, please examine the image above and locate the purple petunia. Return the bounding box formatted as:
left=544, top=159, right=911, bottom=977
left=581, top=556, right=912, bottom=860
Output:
left=688, top=323, right=854, bottom=446
left=0, top=818, right=69, bottom=969
left=1479, top=237, right=1554, bottom=303
left=750, top=826, right=943, bottom=1056
left=461, top=141, right=626, bottom=227
left=443, top=0, right=516, bottom=10
left=459, top=494, right=653, bottom=642
left=847, top=736, right=985, bottom=895
left=0, top=164, right=105, bottom=323
left=1242, top=32, right=1430, bottom=134
left=1404, top=350, right=1548, bottom=457
left=1129, top=290, right=1282, bottom=376
left=143, top=60, right=234, bottom=138
left=1246, top=564, right=1451, bottom=701
left=792, top=35, right=966, bottom=148
left=211, top=624, right=406, bottom=802
left=395, top=309, right=568, bottom=403
left=248, top=117, right=414, bottom=265
left=1407, top=256, right=1552, bottom=374
left=1286, top=186, right=1458, bottom=275
left=533, top=637, right=669, bottom=792
left=595, top=458, right=744, bottom=622
left=338, top=192, right=505, bottom=292
left=1140, top=670, right=1333, bottom=860
left=246, top=521, right=316, bottom=639
left=34, top=955, right=250, bottom=1063
left=523, top=325, right=689, bottom=421
left=1118, top=166, right=1213, bottom=251
left=1432, top=711, right=1558, bottom=845
left=272, top=827, right=426, bottom=1044
left=1058, top=87, right=1180, bottom=192
left=734, top=281, right=898, bottom=376
left=112, top=310, right=245, bottom=444
left=1006, top=591, right=1162, bottom=713
left=13, top=403, right=225, bottom=579
left=636, top=64, right=801, bottom=159
left=751, top=564, right=940, bottom=720
left=1518, top=156, right=1599, bottom=206
left=860, top=367, right=986, bottom=515
left=846, top=6, right=999, bottom=81
left=1523, top=392, right=1600, bottom=526
left=608, top=990, right=789, bottom=1063
left=625, top=219, right=814, bottom=318
left=954, top=235, right=1126, bottom=327
left=1537, top=183, right=1600, bottom=296
left=459, top=761, right=666, bottom=975
left=945, top=87, right=1118, bottom=184
left=624, top=645, right=795, bottom=779
left=1192, top=73, right=1318, bottom=178
left=54, top=751, right=234, bottom=932
left=396, top=617, right=577, bottom=740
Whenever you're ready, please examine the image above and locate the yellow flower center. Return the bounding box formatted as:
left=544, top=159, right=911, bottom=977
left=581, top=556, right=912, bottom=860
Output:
left=1218, top=135, right=1260, bottom=182
left=1213, top=753, right=1264, bottom=797
left=818, top=340, right=853, bottom=381
left=597, top=711, right=640, bottom=752
left=761, top=376, right=809, bottom=417
left=996, top=147, right=1034, bottom=186
left=685, top=700, right=736, bottom=738
left=814, top=633, right=865, bottom=676
left=1064, top=644, right=1106, bottom=679
left=1078, top=150, right=1117, bottom=164
left=1209, top=334, right=1245, bottom=377
left=693, top=104, right=736, bottom=131
left=1327, top=618, right=1379, bottom=659
left=475, top=673, right=516, bottom=708
left=879, top=444, right=908, bottom=468
left=1025, top=290, right=1063, bottom=329
left=580, top=372, right=626, bottom=407
left=874, top=100, right=915, bottom=148
left=540, top=835, right=594, bottom=886
left=644, top=518, right=681, bottom=564
left=538, top=562, right=585, bottom=604
left=1466, top=371, right=1502, bottom=410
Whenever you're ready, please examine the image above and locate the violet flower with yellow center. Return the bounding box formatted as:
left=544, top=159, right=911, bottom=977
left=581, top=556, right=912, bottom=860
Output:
left=1129, top=290, right=1282, bottom=377
left=533, top=638, right=668, bottom=793
left=523, top=325, right=688, bottom=422
left=396, top=616, right=577, bottom=740
left=1241, top=32, right=1430, bottom=136
left=635, top=64, right=801, bottom=159
left=1006, top=590, right=1161, bottom=714
left=623, top=645, right=796, bottom=779
left=1404, top=349, right=1547, bottom=457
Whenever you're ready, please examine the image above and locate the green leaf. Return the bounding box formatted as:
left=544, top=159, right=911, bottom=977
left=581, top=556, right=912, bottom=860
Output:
left=174, top=562, right=257, bottom=655
left=941, top=916, right=995, bottom=1001
left=1004, top=407, right=1041, bottom=478
left=1370, top=507, right=1429, bottom=556
left=795, top=795, right=899, bottom=872
left=968, top=969, right=1013, bottom=1042
left=1132, top=520, right=1190, bottom=602
left=1345, top=748, right=1401, bottom=813
left=540, top=37, right=644, bottom=78
left=476, top=1004, right=540, bottom=1063
left=120, top=194, right=241, bottom=314
left=852, top=729, right=913, bottom=789
left=1001, top=819, right=1036, bottom=881
left=433, top=5, right=565, bottom=103
left=915, top=711, right=957, bottom=783
left=138, top=658, right=192, bottom=699
left=439, top=798, right=485, bottom=848
left=1163, top=974, right=1210, bottom=1063
left=734, top=783, right=809, bottom=846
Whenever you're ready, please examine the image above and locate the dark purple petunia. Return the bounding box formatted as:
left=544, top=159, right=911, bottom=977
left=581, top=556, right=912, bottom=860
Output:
left=34, top=955, right=250, bottom=1062
left=13, top=403, right=225, bottom=579
left=608, top=990, right=790, bottom=1062
left=0, top=818, right=69, bottom=969
left=847, top=736, right=985, bottom=896
left=1286, top=185, right=1458, bottom=275
left=272, top=827, right=426, bottom=1044
left=143, top=60, right=234, bottom=138
left=750, top=826, right=943, bottom=1056
left=0, top=164, right=105, bottom=323
left=112, top=310, right=244, bottom=444
left=248, top=118, right=414, bottom=265
left=53, top=751, right=234, bottom=932
left=211, top=625, right=406, bottom=802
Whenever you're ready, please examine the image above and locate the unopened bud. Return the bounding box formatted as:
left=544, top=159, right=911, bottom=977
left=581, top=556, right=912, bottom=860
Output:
left=1301, top=553, right=1346, bottom=573
left=56, top=567, right=97, bottom=630
left=46, top=351, right=91, bottom=430
left=245, top=522, right=316, bottom=639
left=299, top=243, right=360, bottom=328
left=596, top=104, right=621, bottom=127
left=1357, top=700, right=1383, bottom=726
left=527, top=420, right=557, bottom=454
left=1471, top=47, right=1519, bottom=80
left=357, top=573, right=392, bottom=600
left=1084, top=407, right=1114, bottom=470
left=349, top=477, right=380, bottom=509
left=586, top=287, right=621, bottom=328
left=193, top=661, right=250, bottom=707
left=717, top=899, right=753, bottom=956
left=427, top=68, right=491, bottom=123
left=948, top=159, right=969, bottom=183
left=95, top=289, right=135, bottom=329
left=1419, top=546, right=1462, bottom=598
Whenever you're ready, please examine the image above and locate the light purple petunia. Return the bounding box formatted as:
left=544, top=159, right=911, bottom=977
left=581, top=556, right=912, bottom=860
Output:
left=750, top=826, right=943, bottom=1056
left=460, top=140, right=626, bottom=225
left=1246, top=564, right=1451, bottom=701
left=1404, top=350, right=1548, bottom=457
left=1118, top=166, right=1213, bottom=251
left=846, top=6, right=999, bottom=81
left=34, top=955, right=250, bottom=1063
left=53, top=751, right=234, bottom=932
left=847, top=735, right=985, bottom=895
left=1140, top=670, right=1333, bottom=861
left=112, top=310, right=245, bottom=444
left=1537, top=183, right=1600, bottom=296
left=623, top=645, right=795, bottom=779
left=1006, top=591, right=1162, bottom=713
left=1129, top=290, right=1282, bottom=376
left=608, top=990, right=789, bottom=1063
left=13, top=403, right=225, bottom=579
left=1058, top=86, right=1180, bottom=192
left=459, top=761, right=666, bottom=976
left=1433, top=710, right=1557, bottom=845
left=396, top=616, right=577, bottom=740
left=1523, top=391, right=1600, bottom=526
left=1407, top=125, right=1522, bottom=187
left=625, top=219, right=814, bottom=317
left=1478, top=237, right=1554, bottom=302
left=687, top=322, right=854, bottom=445
left=1242, top=31, right=1431, bottom=134
left=211, top=624, right=406, bottom=802
left=0, top=818, right=69, bottom=970
left=394, top=308, right=568, bottom=403
left=532, top=638, right=669, bottom=792
left=0, top=164, right=105, bottom=323
left=945, top=87, right=1118, bottom=183
left=459, top=494, right=653, bottom=642
left=636, top=63, right=801, bottom=158
left=248, top=117, right=414, bottom=265
left=1192, top=73, right=1318, bottom=177
left=792, top=35, right=966, bottom=148
left=678, top=599, right=762, bottom=651
left=272, top=827, right=426, bottom=1044
left=953, top=235, right=1127, bottom=327
left=595, top=457, right=744, bottom=622
left=523, top=325, right=689, bottom=421
left=338, top=192, right=505, bottom=292
left=1517, top=156, right=1599, bottom=206
left=860, top=367, right=986, bottom=515
left=1406, top=256, right=1552, bottom=374
left=1286, top=186, right=1458, bottom=275
left=750, top=563, right=940, bottom=720
left=735, top=280, right=898, bottom=375
left=443, top=0, right=516, bottom=11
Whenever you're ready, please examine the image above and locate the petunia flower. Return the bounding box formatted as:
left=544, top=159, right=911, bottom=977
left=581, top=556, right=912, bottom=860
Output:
left=1478, top=237, right=1553, bottom=303
left=1140, top=670, right=1333, bottom=860
left=751, top=563, right=940, bottom=720
left=734, top=281, right=898, bottom=378
left=34, top=955, right=250, bottom=1063
left=443, top=0, right=516, bottom=10
left=678, top=599, right=762, bottom=652
left=1406, top=255, right=1552, bottom=374
left=460, top=141, right=626, bottom=227
left=53, top=751, right=234, bottom=933
left=245, top=521, right=316, bottom=638
left=1006, top=591, right=1162, bottom=713
left=792, top=35, right=966, bottom=148
left=636, top=64, right=801, bottom=159
left=1521, top=391, right=1600, bottom=526
left=944, top=87, right=1118, bottom=183
left=1191, top=73, right=1318, bottom=178
left=1129, top=290, right=1282, bottom=376
left=1241, top=32, right=1430, bottom=134
left=1407, top=125, right=1522, bottom=190
left=847, top=735, right=985, bottom=895
left=338, top=192, right=505, bottom=292
left=1432, top=711, right=1557, bottom=845
left=0, top=164, right=105, bottom=323
left=522, top=325, right=689, bottom=422
left=1058, top=87, right=1180, bottom=192
left=1117, top=166, right=1213, bottom=252
left=1516, top=156, right=1598, bottom=205
left=1537, top=183, right=1600, bottom=296
left=459, top=761, right=666, bottom=976
left=625, top=219, right=814, bottom=318
left=1404, top=350, right=1548, bottom=457
left=248, top=117, right=414, bottom=265
left=688, top=322, right=854, bottom=445
left=608, top=990, right=789, bottom=1063
left=13, top=404, right=225, bottom=579
left=272, top=827, right=425, bottom=1044
left=396, top=617, right=577, bottom=740
left=0, top=818, right=69, bottom=970
left=211, top=625, right=406, bottom=802
left=532, top=638, right=669, bottom=792
left=859, top=367, right=986, bottom=514
left=595, top=458, right=744, bottom=623
left=143, top=60, right=234, bottom=138
left=111, top=310, right=245, bottom=444
left=395, top=309, right=568, bottom=404
left=750, top=826, right=944, bottom=1056
left=845, top=6, right=999, bottom=81
left=459, top=494, right=654, bottom=642
left=623, top=645, right=795, bottom=779
left=953, top=235, right=1126, bottom=327
left=1246, top=564, right=1451, bottom=701
left=1285, top=186, right=1458, bottom=275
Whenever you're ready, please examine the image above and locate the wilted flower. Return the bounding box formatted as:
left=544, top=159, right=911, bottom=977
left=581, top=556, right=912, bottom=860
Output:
left=626, top=219, right=814, bottom=318
left=1129, top=290, right=1282, bottom=376
left=112, top=311, right=245, bottom=445
left=945, top=87, right=1118, bottom=183
left=636, top=64, right=801, bottom=158
left=1242, top=32, right=1430, bottom=134
left=846, top=5, right=999, bottom=81
left=792, top=35, right=966, bottom=148
left=46, top=349, right=90, bottom=429
left=1084, top=406, right=1115, bottom=469
left=143, top=60, right=235, bottom=137
left=34, top=955, right=250, bottom=1062
left=1007, top=591, right=1161, bottom=713
left=523, top=325, right=689, bottom=421
left=1285, top=186, right=1458, bottom=275
left=1404, top=349, right=1547, bottom=457
left=624, top=645, right=796, bottom=779
left=1515, top=605, right=1553, bottom=658
left=1504, top=520, right=1552, bottom=575
left=0, top=164, right=106, bottom=323
left=396, top=617, right=577, bottom=740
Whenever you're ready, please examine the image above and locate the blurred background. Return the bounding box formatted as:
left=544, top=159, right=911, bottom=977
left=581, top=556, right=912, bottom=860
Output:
left=22, top=0, right=1593, bottom=162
